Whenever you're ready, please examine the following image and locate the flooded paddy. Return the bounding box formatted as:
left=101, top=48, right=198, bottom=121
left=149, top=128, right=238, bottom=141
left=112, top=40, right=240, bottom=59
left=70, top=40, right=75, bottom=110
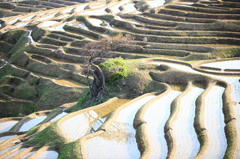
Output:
left=20, top=151, right=36, bottom=159
left=202, top=86, right=227, bottom=159
left=61, top=110, right=99, bottom=141
left=122, top=3, right=136, bottom=13
left=4, top=148, right=27, bottom=159
left=0, top=121, right=18, bottom=133
left=144, top=90, right=181, bottom=158
left=63, top=7, right=74, bottom=13
left=40, top=21, right=59, bottom=27
left=19, top=116, right=47, bottom=132
left=202, top=60, right=240, bottom=71
left=76, top=4, right=88, bottom=12
left=80, top=8, right=107, bottom=15
left=47, top=22, right=66, bottom=31
left=8, top=17, right=21, bottom=25
left=37, top=13, right=58, bottom=21
left=0, top=135, right=17, bottom=143
left=88, top=18, right=112, bottom=29
left=147, top=0, right=165, bottom=7
left=84, top=96, right=155, bottom=159
left=0, top=143, right=22, bottom=156
left=50, top=112, right=68, bottom=122
left=12, top=22, right=29, bottom=29
left=22, top=15, right=35, bottom=21
left=172, top=86, right=204, bottom=158
left=35, top=151, right=59, bottom=159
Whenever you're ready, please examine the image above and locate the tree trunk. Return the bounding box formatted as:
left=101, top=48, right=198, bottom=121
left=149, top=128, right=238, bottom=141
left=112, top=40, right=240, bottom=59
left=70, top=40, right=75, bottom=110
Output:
left=87, top=55, right=106, bottom=100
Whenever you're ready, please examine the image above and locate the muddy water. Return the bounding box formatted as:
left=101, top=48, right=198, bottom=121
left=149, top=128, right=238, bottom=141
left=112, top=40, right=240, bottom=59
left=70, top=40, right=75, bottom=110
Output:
left=52, top=79, right=87, bottom=87
left=0, top=121, right=18, bottom=133
left=94, top=99, right=131, bottom=117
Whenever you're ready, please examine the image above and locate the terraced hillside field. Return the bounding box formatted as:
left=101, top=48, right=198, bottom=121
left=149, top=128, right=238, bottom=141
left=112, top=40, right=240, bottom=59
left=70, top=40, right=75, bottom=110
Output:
left=0, top=0, right=240, bottom=158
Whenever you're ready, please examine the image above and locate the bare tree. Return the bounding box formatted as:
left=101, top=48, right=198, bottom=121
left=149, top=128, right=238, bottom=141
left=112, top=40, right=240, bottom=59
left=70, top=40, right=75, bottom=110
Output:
left=83, top=35, right=133, bottom=101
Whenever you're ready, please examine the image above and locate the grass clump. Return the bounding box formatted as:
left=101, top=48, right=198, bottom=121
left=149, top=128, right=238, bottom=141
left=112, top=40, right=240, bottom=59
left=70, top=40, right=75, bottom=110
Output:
left=26, top=124, right=41, bottom=136
left=100, top=58, right=129, bottom=83
left=58, top=140, right=81, bottom=159
left=0, top=41, right=12, bottom=52
left=90, top=15, right=115, bottom=22
left=211, top=48, right=240, bottom=58
left=24, top=122, right=67, bottom=147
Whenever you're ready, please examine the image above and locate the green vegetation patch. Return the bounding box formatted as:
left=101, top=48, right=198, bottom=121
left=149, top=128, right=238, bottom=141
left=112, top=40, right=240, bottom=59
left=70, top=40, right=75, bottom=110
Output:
left=51, top=31, right=84, bottom=40
left=0, top=2, right=15, bottom=9
left=40, top=37, right=67, bottom=46
left=8, top=35, right=29, bottom=59
left=58, top=140, right=81, bottom=159
left=76, top=16, right=120, bottom=36
left=25, top=122, right=67, bottom=147
left=0, top=41, right=12, bottom=53
left=26, top=124, right=41, bottom=136
left=32, top=27, right=49, bottom=42
left=64, top=25, right=99, bottom=39
left=90, top=15, right=115, bottom=22
left=100, top=58, right=129, bottom=83
left=13, top=82, right=38, bottom=100
left=211, top=48, right=240, bottom=58
left=0, top=101, right=35, bottom=117
left=35, top=78, right=87, bottom=111
left=0, top=10, right=19, bottom=18
left=224, top=120, right=238, bottom=159
left=2, top=29, right=27, bottom=44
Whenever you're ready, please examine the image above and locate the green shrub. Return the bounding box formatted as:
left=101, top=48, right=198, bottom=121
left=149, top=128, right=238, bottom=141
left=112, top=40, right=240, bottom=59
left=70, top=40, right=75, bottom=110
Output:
left=90, top=15, right=115, bottom=22
left=100, top=58, right=129, bottom=83
left=211, top=48, right=240, bottom=58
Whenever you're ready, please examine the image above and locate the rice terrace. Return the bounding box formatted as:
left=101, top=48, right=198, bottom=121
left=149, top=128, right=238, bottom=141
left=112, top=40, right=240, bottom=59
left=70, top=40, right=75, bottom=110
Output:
left=0, top=0, right=240, bottom=158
